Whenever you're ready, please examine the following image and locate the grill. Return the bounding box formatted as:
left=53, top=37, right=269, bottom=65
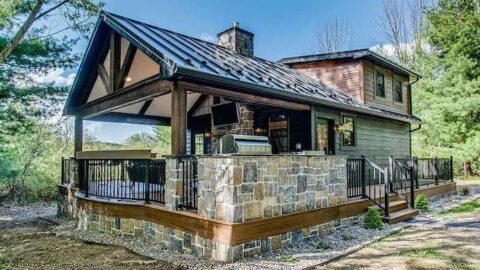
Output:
left=217, top=135, right=272, bottom=154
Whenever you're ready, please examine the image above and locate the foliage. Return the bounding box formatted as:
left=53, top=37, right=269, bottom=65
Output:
left=364, top=208, right=384, bottom=230
left=281, top=255, right=298, bottom=263
left=415, top=194, right=429, bottom=212
left=399, top=247, right=442, bottom=258
left=0, top=0, right=102, bottom=202
left=439, top=199, right=480, bottom=215
left=314, top=241, right=331, bottom=250
left=412, top=0, right=480, bottom=176
left=459, top=186, right=472, bottom=196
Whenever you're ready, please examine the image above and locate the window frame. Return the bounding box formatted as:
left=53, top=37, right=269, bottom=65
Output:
left=375, top=71, right=385, bottom=98
left=393, top=79, right=403, bottom=103
left=341, top=115, right=356, bottom=147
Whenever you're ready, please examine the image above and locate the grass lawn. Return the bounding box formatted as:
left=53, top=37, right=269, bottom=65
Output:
left=437, top=199, right=480, bottom=216
left=455, top=176, right=480, bottom=187
left=318, top=227, right=480, bottom=270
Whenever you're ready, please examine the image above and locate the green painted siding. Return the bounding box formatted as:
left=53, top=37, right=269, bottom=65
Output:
left=312, top=107, right=411, bottom=167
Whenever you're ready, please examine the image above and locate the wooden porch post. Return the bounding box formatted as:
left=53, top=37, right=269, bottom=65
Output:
left=74, top=115, right=83, bottom=157
left=171, top=82, right=187, bottom=155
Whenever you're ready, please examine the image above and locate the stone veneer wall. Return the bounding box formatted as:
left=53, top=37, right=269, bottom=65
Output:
left=196, top=155, right=347, bottom=222
left=57, top=154, right=353, bottom=263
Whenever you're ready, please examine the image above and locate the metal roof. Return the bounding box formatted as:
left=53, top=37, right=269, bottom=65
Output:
left=65, top=11, right=420, bottom=124
left=278, top=49, right=421, bottom=78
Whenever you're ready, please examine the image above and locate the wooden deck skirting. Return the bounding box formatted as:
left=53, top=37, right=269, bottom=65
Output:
left=58, top=185, right=368, bottom=246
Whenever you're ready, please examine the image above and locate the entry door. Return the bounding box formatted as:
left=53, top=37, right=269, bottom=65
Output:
left=316, top=118, right=335, bottom=155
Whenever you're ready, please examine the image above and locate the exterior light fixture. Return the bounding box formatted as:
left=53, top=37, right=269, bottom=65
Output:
left=125, top=77, right=132, bottom=82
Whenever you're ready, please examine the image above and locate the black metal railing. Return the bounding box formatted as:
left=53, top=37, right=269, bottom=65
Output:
left=78, top=159, right=166, bottom=203
left=178, top=156, right=198, bottom=210
left=61, top=157, right=75, bottom=185
left=391, top=156, right=454, bottom=189
left=346, top=158, right=364, bottom=198
left=391, top=159, right=415, bottom=208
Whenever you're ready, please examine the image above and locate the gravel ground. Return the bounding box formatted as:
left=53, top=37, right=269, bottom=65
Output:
left=0, top=202, right=57, bottom=229
left=2, top=186, right=478, bottom=270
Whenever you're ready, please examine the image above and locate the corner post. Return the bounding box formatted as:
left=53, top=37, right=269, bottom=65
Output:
left=384, top=167, right=389, bottom=217
left=413, top=156, right=419, bottom=189
left=361, top=155, right=366, bottom=198
left=145, top=160, right=150, bottom=203
left=171, top=82, right=187, bottom=155
left=74, top=115, right=83, bottom=157
left=409, top=166, right=415, bottom=208
left=450, top=156, right=454, bottom=182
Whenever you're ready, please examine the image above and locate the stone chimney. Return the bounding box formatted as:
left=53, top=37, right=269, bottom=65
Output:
left=217, top=22, right=254, bottom=56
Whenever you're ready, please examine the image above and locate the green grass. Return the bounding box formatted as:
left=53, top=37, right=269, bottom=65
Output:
left=399, top=247, right=442, bottom=259
left=281, top=255, right=298, bottom=263
left=438, top=199, right=480, bottom=216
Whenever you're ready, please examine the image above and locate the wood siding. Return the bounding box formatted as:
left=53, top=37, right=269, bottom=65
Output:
left=313, top=107, right=411, bottom=167
left=363, top=61, right=409, bottom=114
left=289, top=60, right=362, bottom=102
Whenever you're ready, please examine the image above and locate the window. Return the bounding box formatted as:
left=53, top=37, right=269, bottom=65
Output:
left=394, top=79, right=403, bottom=103
left=376, top=72, right=385, bottom=97
left=342, top=116, right=355, bottom=146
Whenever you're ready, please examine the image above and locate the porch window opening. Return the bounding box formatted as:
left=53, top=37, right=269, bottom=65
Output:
left=269, top=116, right=289, bottom=154
left=195, top=133, right=204, bottom=154
left=394, top=79, right=403, bottom=103
left=342, top=116, right=355, bottom=146
left=376, top=71, right=385, bottom=97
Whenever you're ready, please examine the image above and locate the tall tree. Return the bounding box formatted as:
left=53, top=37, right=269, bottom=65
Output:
left=312, top=18, right=353, bottom=53
left=376, top=0, right=430, bottom=67
left=413, top=0, right=480, bottom=175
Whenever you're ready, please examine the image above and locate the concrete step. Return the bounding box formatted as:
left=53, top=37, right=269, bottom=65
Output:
left=382, top=208, right=419, bottom=224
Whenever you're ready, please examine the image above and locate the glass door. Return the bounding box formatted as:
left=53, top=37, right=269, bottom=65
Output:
left=316, top=118, right=334, bottom=154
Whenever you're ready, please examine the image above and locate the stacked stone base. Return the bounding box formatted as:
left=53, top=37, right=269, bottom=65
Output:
left=59, top=197, right=362, bottom=263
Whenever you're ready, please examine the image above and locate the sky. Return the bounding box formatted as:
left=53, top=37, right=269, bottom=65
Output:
left=57, top=0, right=392, bottom=143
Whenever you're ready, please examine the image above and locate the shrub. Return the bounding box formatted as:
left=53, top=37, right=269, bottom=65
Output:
left=415, top=194, right=429, bottom=211
left=460, top=186, right=472, bottom=196
left=364, top=208, right=384, bottom=229
left=314, top=241, right=331, bottom=250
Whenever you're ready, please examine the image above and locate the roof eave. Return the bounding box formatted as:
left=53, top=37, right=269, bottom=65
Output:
left=174, top=67, right=421, bottom=124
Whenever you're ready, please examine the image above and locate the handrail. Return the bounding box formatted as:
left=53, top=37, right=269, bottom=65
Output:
left=364, top=157, right=386, bottom=173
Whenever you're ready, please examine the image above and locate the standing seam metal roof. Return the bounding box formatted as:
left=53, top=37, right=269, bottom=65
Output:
left=67, top=11, right=420, bottom=124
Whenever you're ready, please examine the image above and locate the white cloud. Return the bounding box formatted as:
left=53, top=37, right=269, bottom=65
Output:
left=199, top=32, right=216, bottom=43
left=84, top=121, right=102, bottom=135
left=29, top=68, right=76, bottom=87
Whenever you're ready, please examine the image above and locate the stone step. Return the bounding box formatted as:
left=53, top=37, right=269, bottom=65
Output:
left=382, top=208, right=419, bottom=224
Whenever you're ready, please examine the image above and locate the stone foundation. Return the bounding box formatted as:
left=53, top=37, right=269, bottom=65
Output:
left=76, top=207, right=361, bottom=262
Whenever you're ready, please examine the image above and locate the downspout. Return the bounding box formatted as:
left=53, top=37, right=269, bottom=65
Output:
left=408, top=76, right=421, bottom=157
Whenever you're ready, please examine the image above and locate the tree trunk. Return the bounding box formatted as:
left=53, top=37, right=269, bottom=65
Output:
left=0, top=1, right=44, bottom=64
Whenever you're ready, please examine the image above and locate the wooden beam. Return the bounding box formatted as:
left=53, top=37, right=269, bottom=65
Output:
left=171, top=82, right=187, bottom=155
left=187, top=94, right=208, bottom=117
left=77, top=76, right=172, bottom=119
left=90, top=112, right=170, bottom=126
left=179, top=82, right=310, bottom=111
left=78, top=29, right=111, bottom=105
left=116, top=43, right=137, bottom=90
left=74, top=115, right=83, bottom=157
left=110, top=31, right=121, bottom=92
left=138, top=99, right=152, bottom=115
left=97, top=63, right=111, bottom=94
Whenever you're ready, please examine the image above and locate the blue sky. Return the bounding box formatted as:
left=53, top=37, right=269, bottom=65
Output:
left=78, top=0, right=389, bottom=143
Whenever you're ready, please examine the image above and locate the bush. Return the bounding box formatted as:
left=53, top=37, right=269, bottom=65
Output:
left=460, top=186, right=472, bottom=196
left=364, top=208, right=384, bottom=229
left=415, top=194, right=429, bottom=211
